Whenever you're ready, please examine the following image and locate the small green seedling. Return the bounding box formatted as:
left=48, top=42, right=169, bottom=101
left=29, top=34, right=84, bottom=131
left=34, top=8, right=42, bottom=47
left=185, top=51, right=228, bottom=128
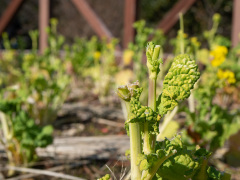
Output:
left=0, top=99, right=53, bottom=175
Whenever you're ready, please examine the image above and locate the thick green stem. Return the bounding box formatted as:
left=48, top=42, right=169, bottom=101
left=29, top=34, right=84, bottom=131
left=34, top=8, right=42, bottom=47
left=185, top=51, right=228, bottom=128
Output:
left=209, top=20, right=218, bottom=48
left=143, top=78, right=157, bottom=154
left=188, top=93, right=195, bottom=113
left=0, top=112, right=16, bottom=176
left=148, top=78, right=157, bottom=110
left=0, top=112, right=12, bottom=140
left=121, top=100, right=128, bottom=121
left=143, top=123, right=151, bottom=154
left=125, top=103, right=142, bottom=180
left=129, top=123, right=142, bottom=180
left=193, top=158, right=208, bottom=180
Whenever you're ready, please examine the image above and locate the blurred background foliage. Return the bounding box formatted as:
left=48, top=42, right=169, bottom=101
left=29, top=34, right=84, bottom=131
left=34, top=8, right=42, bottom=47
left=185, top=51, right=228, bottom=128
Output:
left=0, top=0, right=234, bottom=50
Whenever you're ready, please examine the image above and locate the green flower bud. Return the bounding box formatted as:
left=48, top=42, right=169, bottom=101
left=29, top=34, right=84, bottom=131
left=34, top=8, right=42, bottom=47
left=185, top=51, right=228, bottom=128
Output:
left=130, top=87, right=143, bottom=100
left=146, top=42, right=162, bottom=80
left=117, top=81, right=142, bottom=101
left=213, top=13, right=221, bottom=23
left=127, top=81, right=140, bottom=90
left=117, top=85, right=131, bottom=101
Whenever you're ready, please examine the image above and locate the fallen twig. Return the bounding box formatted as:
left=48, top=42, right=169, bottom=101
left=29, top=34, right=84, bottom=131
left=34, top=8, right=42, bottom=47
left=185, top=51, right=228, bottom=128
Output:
left=123, top=171, right=131, bottom=180
left=5, top=166, right=86, bottom=180
left=3, top=160, right=90, bottom=180
left=92, top=118, right=125, bottom=128
left=89, top=165, right=101, bottom=177
left=83, top=165, right=94, bottom=179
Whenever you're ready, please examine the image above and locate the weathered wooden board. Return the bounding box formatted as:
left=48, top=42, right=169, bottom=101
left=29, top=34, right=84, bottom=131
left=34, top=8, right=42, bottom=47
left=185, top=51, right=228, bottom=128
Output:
left=56, top=102, right=124, bottom=125
left=37, top=135, right=129, bottom=160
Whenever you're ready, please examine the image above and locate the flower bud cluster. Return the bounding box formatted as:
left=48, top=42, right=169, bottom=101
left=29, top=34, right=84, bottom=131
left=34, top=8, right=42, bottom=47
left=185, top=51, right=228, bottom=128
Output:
left=146, top=42, right=162, bottom=80
left=117, top=81, right=142, bottom=102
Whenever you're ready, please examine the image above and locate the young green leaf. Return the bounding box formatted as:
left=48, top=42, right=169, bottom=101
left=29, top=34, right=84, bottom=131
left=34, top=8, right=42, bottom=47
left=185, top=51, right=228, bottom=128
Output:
left=155, top=136, right=200, bottom=180
left=154, top=136, right=231, bottom=180
left=158, top=54, right=200, bottom=116
left=207, top=167, right=231, bottom=180
left=140, top=138, right=177, bottom=180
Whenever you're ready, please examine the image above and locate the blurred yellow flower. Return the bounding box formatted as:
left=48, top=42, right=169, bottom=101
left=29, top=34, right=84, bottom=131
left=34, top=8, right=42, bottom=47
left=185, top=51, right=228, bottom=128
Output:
left=107, top=43, right=113, bottom=50
left=2, top=50, right=14, bottom=61
left=191, top=37, right=197, bottom=42
left=210, top=46, right=228, bottom=67
left=236, top=49, right=240, bottom=56
left=23, top=53, right=34, bottom=61
left=94, top=51, right=101, bottom=61
left=177, top=32, right=188, bottom=39
left=217, top=69, right=236, bottom=84
left=115, top=69, right=133, bottom=85
left=123, top=50, right=134, bottom=66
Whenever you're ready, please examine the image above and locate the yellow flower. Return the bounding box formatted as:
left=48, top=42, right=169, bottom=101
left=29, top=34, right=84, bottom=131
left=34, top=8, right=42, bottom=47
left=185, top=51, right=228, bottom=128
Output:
left=210, top=46, right=228, bottom=67
left=217, top=69, right=236, bottom=84
left=211, top=56, right=225, bottom=67
left=123, top=50, right=134, bottom=66
left=94, top=51, right=101, bottom=61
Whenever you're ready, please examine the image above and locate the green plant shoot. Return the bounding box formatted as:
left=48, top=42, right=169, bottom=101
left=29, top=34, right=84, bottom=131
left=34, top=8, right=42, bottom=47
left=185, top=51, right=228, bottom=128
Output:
left=115, top=41, right=230, bottom=180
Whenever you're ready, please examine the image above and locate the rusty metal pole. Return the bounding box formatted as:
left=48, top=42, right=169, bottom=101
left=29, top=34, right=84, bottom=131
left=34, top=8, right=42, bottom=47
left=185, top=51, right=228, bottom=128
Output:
left=39, top=0, right=49, bottom=54
left=123, top=0, right=137, bottom=49
left=156, top=0, right=196, bottom=34
left=71, top=0, right=113, bottom=41
left=0, top=0, right=24, bottom=35
left=232, top=0, right=240, bottom=47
